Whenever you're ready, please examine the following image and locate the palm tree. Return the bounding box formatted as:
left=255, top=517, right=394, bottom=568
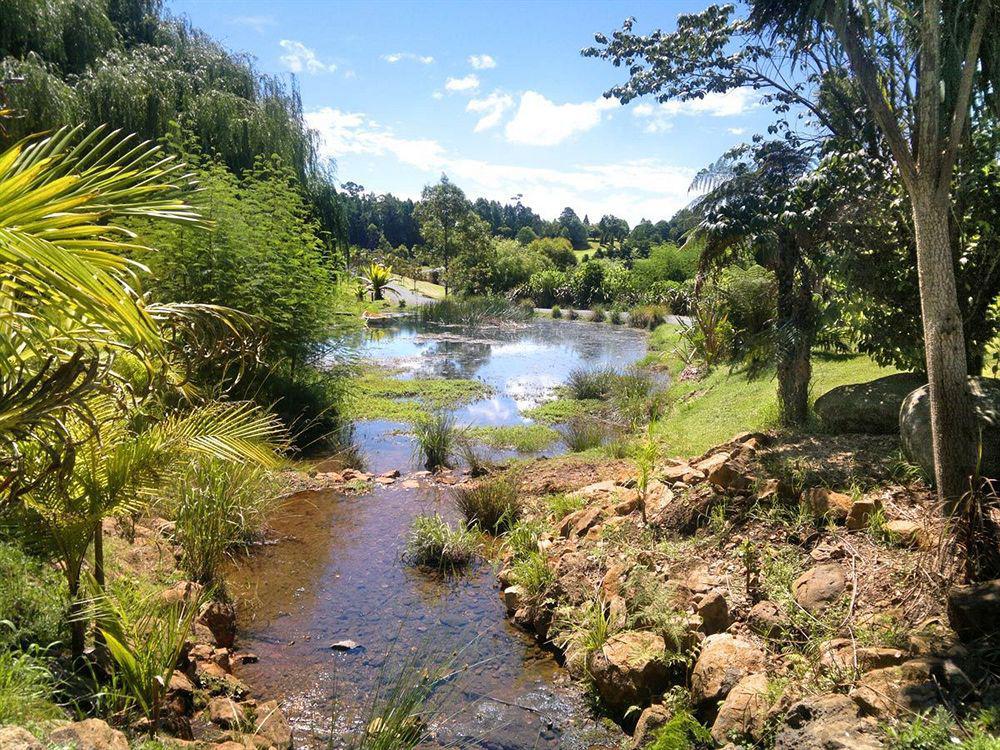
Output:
left=687, top=141, right=817, bottom=426
left=364, top=262, right=393, bottom=301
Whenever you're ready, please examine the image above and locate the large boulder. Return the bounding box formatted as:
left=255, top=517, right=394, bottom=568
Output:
left=710, top=672, right=770, bottom=744
left=815, top=373, right=924, bottom=434
left=48, top=720, right=129, bottom=750
left=773, top=693, right=882, bottom=750
left=792, top=564, right=847, bottom=613
left=690, top=634, right=765, bottom=712
left=587, top=630, right=672, bottom=715
left=948, top=578, right=1000, bottom=641
left=0, top=727, right=44, bottom=750
left=900, top=376, right=1000, bottom=480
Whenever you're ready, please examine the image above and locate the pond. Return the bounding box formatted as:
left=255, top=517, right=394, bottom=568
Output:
left=228, top=318, right=649, bottom=749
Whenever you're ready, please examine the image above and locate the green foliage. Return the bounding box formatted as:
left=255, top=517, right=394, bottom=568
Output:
left=509, top=551, right=554, bottom=598
left=364, top=263, right=394, bottom=301
left=0, top=543, right=66, bottom=651
left=168, top=458, right=284, bottom=584
left=0, top=648, right=60, bottom=723
left=345, top=369, right=488, bottom=424
left=453, top=474, right=522, bottom=533
left=553, top=598, right=619, bottom=663
left=632, top=243, right=700, bottom=286
left=630, top=304, right=670, bottom=329
left=646, top=709, right=713, bottom=750
left=551, top=304, right=562, bottom=318
left=133, top=156, right=338, bottom=366
left=568, top=260, right=607, bottom=307
left=405, top=515, right=478, bottom=569
left=883, top=709, right=953, bottom=750
left=566, top=367, right=618, bottom=400
left=545, top=493, right=586, bottom=520
left=468, top=424, right=559, bottom=453
left=502, top=519, right=546, bottom=559
left=625, top=567, right=691, bottom=662
left=413, top=412, right=461, bottom=470
left=530, top=270, right=569, bottom=307
left=416, top=297, right=533, bottom=326
left=559, top=416, right=610, bottom=452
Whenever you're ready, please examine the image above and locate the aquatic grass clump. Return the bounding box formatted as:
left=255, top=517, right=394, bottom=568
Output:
left=453, top=474, right=522, bottom=533
left=468, top=424, right=559, bottom=453
left=416, top=297, right=532, bottom=326
left=559, top=416, right=610, bottom=452
left=502, top=519, right=547, bottom=559
left=566, top=367, right=618, bottom=400
left=412, top=411, right=461, bottom=470
left=630, top=304, right=669, bottom=330
left=170, top=458, right=285, bottom=584
left=551, top=305, right=562, bottom=319
left=405, top=515, right=478, bottom=569
left=608, top=308, right=624, bottom=325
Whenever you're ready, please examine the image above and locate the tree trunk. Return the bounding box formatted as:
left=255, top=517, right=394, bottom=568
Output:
left=68, top=570, right=85, bottom=662
left=910, top=185, right=978, bottom=506
left=775, top=235, right=812, bottom=426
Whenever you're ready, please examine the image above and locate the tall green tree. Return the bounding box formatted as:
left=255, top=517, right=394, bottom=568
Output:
left=414, top=175, right=474, bottom=296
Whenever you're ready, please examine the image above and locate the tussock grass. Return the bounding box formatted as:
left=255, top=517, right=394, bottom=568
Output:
left=560, top=416, right=610, bottom=452
left=405, top=515, right=478, bottom=569
left=413, top=412, right=461, bottom=470
left=453, top=474, right=522, bottom=533
left=566, top=367, right=618, bottom=400
left=416, top=297, right=532, bottom=326
left=509, top=551, right=554, bottom=598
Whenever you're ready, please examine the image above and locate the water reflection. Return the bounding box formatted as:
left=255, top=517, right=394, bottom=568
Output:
left=228, top=319, right=647, bottom=749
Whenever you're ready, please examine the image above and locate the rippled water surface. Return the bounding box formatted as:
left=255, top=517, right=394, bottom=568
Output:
left=227, top=319, right=648, bottom=748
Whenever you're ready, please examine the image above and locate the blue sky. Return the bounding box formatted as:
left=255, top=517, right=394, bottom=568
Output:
left=167, top=0, right=772, bottom=223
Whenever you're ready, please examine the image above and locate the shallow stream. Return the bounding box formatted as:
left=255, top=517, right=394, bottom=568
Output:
left=228, top=319, right=648, bottom=748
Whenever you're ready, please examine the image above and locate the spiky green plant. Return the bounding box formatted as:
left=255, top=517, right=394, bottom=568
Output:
left=412, top=411, right=460, bottom=470
left=364, top=263, right=393, bottom=301
left=405, top=514, right=478, bottom=570
left=453, top=474, right=521, bottom=533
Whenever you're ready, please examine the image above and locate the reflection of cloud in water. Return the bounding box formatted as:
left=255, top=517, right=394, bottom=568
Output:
left=459, top=397, right=518, bottom=426
left=491, top=341, right=548, bottom=357
left=506, top=374, right=562, bottom=411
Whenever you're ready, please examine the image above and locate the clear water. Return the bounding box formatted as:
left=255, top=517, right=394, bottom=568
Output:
left=227, top=319, right=648, bottom=749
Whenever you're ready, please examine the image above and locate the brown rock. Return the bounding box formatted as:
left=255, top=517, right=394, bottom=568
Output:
left=792, top=564, right=847, bottom=613
left=850, top=658, right=973, bottom=719
left=207, top=696, right=248, bottom=729
left=818, top=639, right=909, bottom=675
left=696, top=452, right=732, bottom=476
left=558, top=506, right=604, bottom=538
left=747, top=600, right=785, bottom=637
left=882, top=520, right=924, bottom=547
left=690, top=634, right=765, bottom=710
left=161, top=581, right=205, bottom=607
left=706, top=461, right=752, bottom=492
left=0, top=726, right=44, bottom=750
left=401, top=479, right=420, bottom=489
left=48, top=720, right=129, bottom=750
left=169, top=670, right=196, bottom=694
left=711, top=672, right=770, bottom=744
left=199, top=600, right=238, bottom=649
left=502, top=585, right=526, bottom=615
left=587, top=630, right=672, bottom=715
left=644, top=485, right=675, bottom=526
left=600, top=562, right=631, bottom=600
left=948, top=579, right=1000, bottom=641
left=757, top=478, right=798, bottom=503
left=802, top=487, right=853, bottom=522
left=846, top=497, right=881, bottom=530
left=696, top=590, right=731, bottom=636
left=773, top=693, right=882, bottom=750
left=661, top=463, right=702, bottom=482
left=379, top=469, right=401, bottom=479
left=254, top=700, right=293, bottom=750
left=631, top=703, right=672, bottom=748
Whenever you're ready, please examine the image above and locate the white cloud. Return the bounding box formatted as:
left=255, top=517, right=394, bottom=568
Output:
left=306, top=106, right=694, bottom=222
left=632, top=89, right=757, bottom=133
left=504, top=91, right=618, bottom=146
left=382, top=52, right=435, bottom=64
left=445, top=74, right=480, bottom=93
left=468, top=54, right=496, bottom=70
left=728, top=127, right=746, bottom=135
left=431, top=91, right=444, bottom=100
left=279, top=40, right=335, bottom=74
left=466, top=91, right=513, bottom=132
left=306, top=108, right=445, bottom=171
left=231, top=15, right=274, bottom=32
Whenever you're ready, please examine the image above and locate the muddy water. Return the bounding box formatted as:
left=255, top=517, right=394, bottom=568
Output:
left=228, top=319, right=648, bottom=749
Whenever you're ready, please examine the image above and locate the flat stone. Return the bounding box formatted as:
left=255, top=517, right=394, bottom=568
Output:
left=706, top=461, right=752, bottom=492
left=48, top=720, right=129, bottom=750
left=792, top=564, right=847, bottom=613
left=882, top=520, right=924, bottom=547
left=207, top=696, right=248, bottom=728
left=558, top=505, right=604, bottom=538
left=502, top=585, right=526, bottom=615
left=330, top=639, right=360, bottom=651
left=818, top=639, right=909, bottom=674
left=401, top=479, right=420, bottom=489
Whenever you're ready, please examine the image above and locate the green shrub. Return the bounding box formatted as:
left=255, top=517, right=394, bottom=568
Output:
left=502, top=519, right=546, bottom=559
left=646, top=709, right=713, bottom=749
left=590, top=304, right=606, bottom=322
left=0, top=649, right=61, bottom=723
left=630, top=304, right=669, bottom=330
left=0, top=543, right=66, bottom=651
left=560, top=417, right=609, bottom=452
left=169, top=458, right=284, bottom=584
left=566, top=367, right=618, bottom=400
left=553, top=598, right=618, bottom=663
left=405, top=515, right=478, bottom=569
left=453, top=474, right=522, bottom=533
left=551, top=305, right=562, bottom=319
left=413, top=412, right=460, bottom=470
left=883, top=709, right=953, bottom=750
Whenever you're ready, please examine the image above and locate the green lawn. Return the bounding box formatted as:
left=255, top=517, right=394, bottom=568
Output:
left=648, top=324, right=900, bottom=456
left=392, top=274, right=447, bottom=300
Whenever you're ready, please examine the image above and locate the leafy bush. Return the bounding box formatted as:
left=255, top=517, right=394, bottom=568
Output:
left=560, top=417, right=610, bottom=452
left=529, top=237, right=577, bottom=270
left=632, top=242, right=700, bottom=287
left=169, top=458, right=285, bottom=584
left=0, top=649, right=60, bottom=723
left=453, top=474, right=522, bottom=533
left=0, top=543, right=66, bottom=651
left=566, top=367, right=618, bottom=399
left=568, top=260, right=606, bottom=307
left=405, top=515, right=478, bottom=569
left=413, top=412, right=460, bottom=470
